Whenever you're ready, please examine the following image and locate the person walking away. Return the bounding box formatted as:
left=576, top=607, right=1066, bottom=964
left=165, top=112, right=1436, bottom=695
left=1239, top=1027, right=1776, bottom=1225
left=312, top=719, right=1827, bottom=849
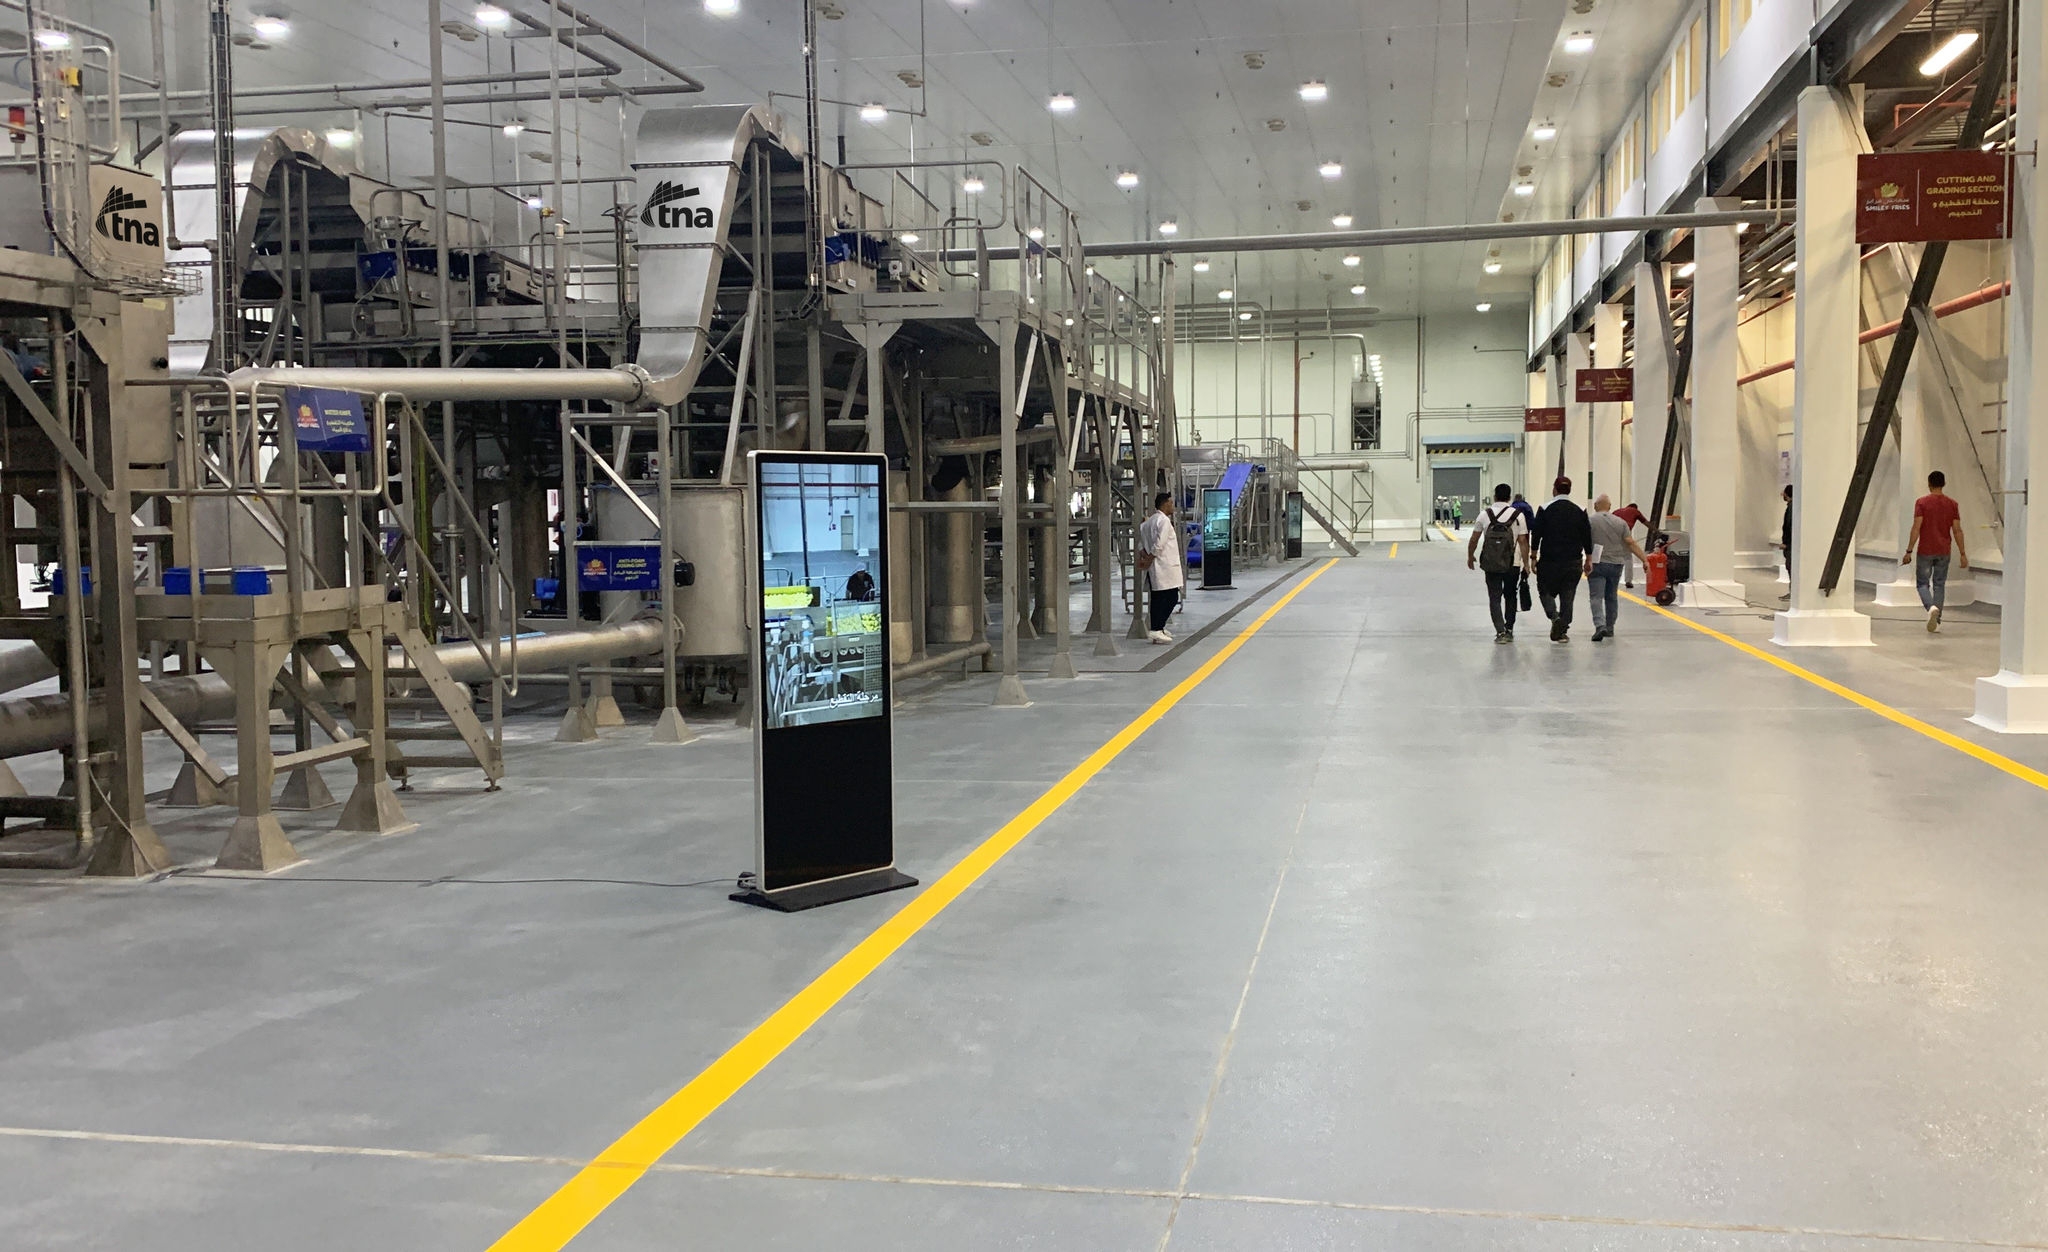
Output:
left=1510, top=492, right=1537, bottom=613
left=1530, top=476, right=1593, bottom=642
left=1611, top=501, right=1649, bottom=588
left=1902, top=470, right=1968, bottom=632
left=1587, top=495, right=1652, bottom=642
left=1467, top=483, right=1531, bottom=644
left=1137, top=492, right=1183, bottom=644
left=1779, top=485, right=1793, bottom=600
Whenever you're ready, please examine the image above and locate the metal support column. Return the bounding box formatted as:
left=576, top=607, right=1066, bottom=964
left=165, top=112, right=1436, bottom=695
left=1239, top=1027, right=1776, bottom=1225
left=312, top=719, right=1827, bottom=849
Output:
left=651, top=405, right=694, bottom=743
left=981, top=315, right=1028, bottom=706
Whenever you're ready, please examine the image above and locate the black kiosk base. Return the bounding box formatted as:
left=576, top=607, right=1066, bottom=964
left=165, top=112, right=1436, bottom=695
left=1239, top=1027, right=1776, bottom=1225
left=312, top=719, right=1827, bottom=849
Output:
left=731, top=866, right=920, bottom=913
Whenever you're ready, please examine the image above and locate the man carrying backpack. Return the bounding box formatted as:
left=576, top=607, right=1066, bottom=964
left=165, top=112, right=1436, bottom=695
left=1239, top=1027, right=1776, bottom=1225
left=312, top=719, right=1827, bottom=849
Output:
left=1467, top=483, right=1531, bottom=644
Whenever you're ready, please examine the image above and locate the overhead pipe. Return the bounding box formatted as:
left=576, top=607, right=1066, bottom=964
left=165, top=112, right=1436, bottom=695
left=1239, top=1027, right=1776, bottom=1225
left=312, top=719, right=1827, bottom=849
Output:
left=0, top=620, right=668, bottom=761
left=1737, top=280, right=2009, bottom=386
left=943, top=208, right=1796, bottom=263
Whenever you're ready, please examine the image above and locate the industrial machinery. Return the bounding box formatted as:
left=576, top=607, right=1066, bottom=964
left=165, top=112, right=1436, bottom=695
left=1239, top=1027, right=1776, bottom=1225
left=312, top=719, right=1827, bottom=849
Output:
left=0, top=0, right=1175, bottom=876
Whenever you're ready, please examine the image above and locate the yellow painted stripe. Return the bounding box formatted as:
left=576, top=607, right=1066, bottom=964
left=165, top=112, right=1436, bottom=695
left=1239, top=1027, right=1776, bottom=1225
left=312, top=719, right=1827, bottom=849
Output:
left=1388, top=543, right=1398, bottom=560
left=488, top=559, right=1343, bottom=1251
left=1624, top=591, right=2048, bottom=792
left=1434, top=524, right=1458, bottom=543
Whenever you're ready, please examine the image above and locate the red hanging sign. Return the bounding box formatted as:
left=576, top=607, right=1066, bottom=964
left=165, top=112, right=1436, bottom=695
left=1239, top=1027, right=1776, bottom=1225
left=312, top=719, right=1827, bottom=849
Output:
left=1575, top=368, right=1633, bottom=403
left=1524, top=407, right=1565, bottom=433
left=1856, top=151, right=2011, bottom=244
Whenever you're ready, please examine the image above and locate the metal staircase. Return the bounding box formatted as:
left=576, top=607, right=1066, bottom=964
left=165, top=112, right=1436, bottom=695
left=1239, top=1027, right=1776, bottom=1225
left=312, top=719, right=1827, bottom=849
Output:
left=385, top=620, right=502, bottom=789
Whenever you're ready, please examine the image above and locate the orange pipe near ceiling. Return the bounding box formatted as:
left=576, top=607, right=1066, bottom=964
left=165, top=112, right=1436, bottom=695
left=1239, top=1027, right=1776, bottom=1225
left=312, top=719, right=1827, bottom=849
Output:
left=1735, top=281, right=2010, bottom=387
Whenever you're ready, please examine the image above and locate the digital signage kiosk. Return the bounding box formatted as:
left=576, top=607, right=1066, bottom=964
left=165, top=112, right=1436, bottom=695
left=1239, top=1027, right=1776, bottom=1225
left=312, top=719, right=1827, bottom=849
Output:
left=1285, top=491, right=1304, bottom=560
left=1200, top=487, right=1234, bottom=588
left=732, top=452, right=916, bottom=911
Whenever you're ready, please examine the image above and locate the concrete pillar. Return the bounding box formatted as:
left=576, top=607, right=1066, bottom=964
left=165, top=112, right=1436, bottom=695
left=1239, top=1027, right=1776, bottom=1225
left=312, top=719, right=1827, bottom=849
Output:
left=1774, top=87, right=1873, bottom=647
left=1630, top=263, right=1671, bottom=518
left=1684, top=196, right=1749, bottom=606
left=1973, top=0, right=2048, bottom=729
left=1592, top=302, right=1625, bottom=502
left=1564, top=332, right=1592, bottom=496
left=1524, top=360, right=1556, bottom=502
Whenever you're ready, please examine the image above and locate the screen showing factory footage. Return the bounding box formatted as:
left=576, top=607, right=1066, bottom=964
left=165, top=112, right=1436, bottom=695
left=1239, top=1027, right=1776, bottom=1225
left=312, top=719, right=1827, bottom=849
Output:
left=756, top=455, right=889, bottom=731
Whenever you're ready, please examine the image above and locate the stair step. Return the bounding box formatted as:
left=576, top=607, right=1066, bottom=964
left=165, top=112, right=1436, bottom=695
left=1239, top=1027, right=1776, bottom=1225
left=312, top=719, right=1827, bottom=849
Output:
left=386, top=696, right=465, bottom=710
left=391, top=752, right=486, bottom=770
left=387, top=726, right=466, bottom=741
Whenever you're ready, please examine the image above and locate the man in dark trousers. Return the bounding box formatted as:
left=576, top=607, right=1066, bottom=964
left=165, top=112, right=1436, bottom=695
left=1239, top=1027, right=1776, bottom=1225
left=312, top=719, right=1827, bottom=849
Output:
left=1529, top=476, right=1594, bottom=642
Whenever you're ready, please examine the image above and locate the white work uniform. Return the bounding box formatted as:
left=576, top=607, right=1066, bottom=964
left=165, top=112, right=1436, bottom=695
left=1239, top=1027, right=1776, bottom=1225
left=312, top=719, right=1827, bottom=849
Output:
left=1139, top=510, right=1184, bottom=591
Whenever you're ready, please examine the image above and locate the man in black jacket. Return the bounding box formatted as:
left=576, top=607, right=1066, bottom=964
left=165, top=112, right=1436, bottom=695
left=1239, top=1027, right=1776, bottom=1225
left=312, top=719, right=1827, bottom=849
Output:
left=1529, top=476, right=1594, bottom=642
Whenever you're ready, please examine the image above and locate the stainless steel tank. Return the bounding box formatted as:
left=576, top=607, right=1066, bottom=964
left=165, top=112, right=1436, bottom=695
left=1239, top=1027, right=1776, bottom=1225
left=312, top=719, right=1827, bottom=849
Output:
left=925, top=470, right=979, bottom=645
left=888, top=470, right=913, bottom=658
left=589, top=482, right=749, bottom=657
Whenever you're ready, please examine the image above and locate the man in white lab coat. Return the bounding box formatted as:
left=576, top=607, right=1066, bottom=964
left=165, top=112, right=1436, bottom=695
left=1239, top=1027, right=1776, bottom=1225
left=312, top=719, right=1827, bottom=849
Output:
left=1136, top=491, right=1183, bottom=644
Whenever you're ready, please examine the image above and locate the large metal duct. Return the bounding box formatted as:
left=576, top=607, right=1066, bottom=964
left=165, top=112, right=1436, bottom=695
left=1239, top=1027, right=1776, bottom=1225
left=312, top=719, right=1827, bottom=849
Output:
left=0, top=620, right=666, bottom=760
left=0, top=641, right=57, bottom=697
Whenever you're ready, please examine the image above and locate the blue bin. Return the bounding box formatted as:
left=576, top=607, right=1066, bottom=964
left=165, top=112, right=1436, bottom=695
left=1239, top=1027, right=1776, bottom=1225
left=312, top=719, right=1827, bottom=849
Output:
left=162, top=566, right=193, bottom=596
left=50, top=566, right=91, bottom=596
left=231, top=566, right=272, bottom=596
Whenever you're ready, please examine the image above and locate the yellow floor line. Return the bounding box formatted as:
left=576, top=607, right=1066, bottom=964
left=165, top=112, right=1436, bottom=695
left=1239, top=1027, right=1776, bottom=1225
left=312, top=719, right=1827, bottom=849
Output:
left=1623, top=591, right=2048, bottom=792
left=486, top=560, right=1342, bottom=1251
left=1388, top=542, right=1397, bottom=559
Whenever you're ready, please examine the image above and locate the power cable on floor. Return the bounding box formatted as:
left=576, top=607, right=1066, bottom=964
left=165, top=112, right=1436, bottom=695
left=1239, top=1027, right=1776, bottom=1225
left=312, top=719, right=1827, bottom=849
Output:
left=159, top=869, right=743, bottom=890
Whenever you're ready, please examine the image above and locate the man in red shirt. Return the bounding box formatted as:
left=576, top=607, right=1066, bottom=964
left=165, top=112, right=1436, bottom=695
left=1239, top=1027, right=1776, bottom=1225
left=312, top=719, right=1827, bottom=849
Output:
left=1611, top=502, right=1649, bottom=587
left=1902, top=470, right=1968, bottom=632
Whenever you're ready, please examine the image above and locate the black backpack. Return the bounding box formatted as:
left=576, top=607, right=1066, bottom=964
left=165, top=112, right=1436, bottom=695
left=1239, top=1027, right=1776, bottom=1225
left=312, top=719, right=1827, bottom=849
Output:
left=1477, top=506, right=1520, bottom=573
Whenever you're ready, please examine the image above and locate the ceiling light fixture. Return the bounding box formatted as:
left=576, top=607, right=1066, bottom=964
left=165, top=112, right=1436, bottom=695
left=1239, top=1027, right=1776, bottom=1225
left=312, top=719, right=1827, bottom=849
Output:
left=1299, top=80, right=1328, bottom=102
left=1319, top=160, right=1343, bottom=180
left=1736, top=222, right=1750, bottom=234
left=1342, top=254, right=1361, bottom=267
left=32, top=28, right=70, bottom=50
left=899, top=232, right=920, bottom=244
left=1920, top=30, right=1980, bottom=76
left=251, top=14, right=291, bottom=39
left=525, top=195, right=546, bottom=210
left=1216, top=289, right=1234, bottom=300
left=474, top=4, right=511, bottom=28
left=1676, top=261, right=1698, bottom=278
left=1513, top=182, right=1535, bottom=197
left=1158, top=220, right=1178, bottom=236
left=1563, top=32, right=1594, bottom=53
left=1064, top=317, right=1076, bottom=326
left=324, top=128, right=355, bottom=148
left=704, top=0, right=740, bottom=14
left=1048, top=93, right=1077, bottom=113
left=1152, top=315, right=1163, bottom=324
left=962, top=175, right=985, bottom=194
left=1483, top=260, right=1503, bottom=274
left=1475, top=302, right=1493, bottom=313
left=1193, top=260, right=1211, bottom=273
left=502, top=121, right=525, bottom=136
left=1027, top=226, right=1044, bottom=240
left=1532, top=122, right=1557, bottom=141
left=1239, top=311, right=1254, bottom=321
left=860, top=102, right=888, bottom=123
left=1116, top=170, right=1140, bottom=189
left=1351, top=284, right=1367, bottom=295
left=1331, top=213, right=1353, bottom=228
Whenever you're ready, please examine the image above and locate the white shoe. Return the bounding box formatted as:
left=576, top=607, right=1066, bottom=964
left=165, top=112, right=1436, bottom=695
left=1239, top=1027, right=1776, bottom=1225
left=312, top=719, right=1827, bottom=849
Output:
left=1148, top=630, right=1172, bottom=645
left=1927, top=605, right=1942, bottom=633
left=1157, top=628, right=1174, bottom=642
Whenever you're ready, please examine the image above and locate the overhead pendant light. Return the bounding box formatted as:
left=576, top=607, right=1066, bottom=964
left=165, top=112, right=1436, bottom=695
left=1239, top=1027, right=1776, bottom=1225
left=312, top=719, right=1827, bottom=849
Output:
left=1027, top=226, right=1044, bottom=240
left=1193, top=260, right=1211, bottom=273
left=1331, top=213, right=1353, bottom=228
left=1563, top=32, right=1594, bottom=54
left=1920, top=30, right=1979, bottom=76
left=1342, top=254, right=1361, bottom=267
left=899, top=232, right=920, bottom=244
left=1299, top=80, right=1329, bottom=102
left=1158, top=220, right=1178, bottom=236
left=1736, top=222, right=1750, bottom=234
left=1319, top=160, right=1343, bottom=180
left=32, top=28, right=71, bottom=50
left=1676, top=261, right=1698, bottom=278
left=1216, top=288, right=1234, bottom=300
left=1116, top=170, right=1140, bottom=189
left=525, top=195, right=546, bottom=210
left=1064, top=317, right=1076, bottom=326
left=1532, top=122, right=1557, bottom=141
left=704, top=0, right=740, bottom=14
left=251, top=14, right=291, bottom=39
left=1483, top=260, right=1503, bottom=274
left=1513, top=182, right=1535, bottom=197
left=1152, top=315, right=1163, bottom=324
left=1350, top=284, right=1367, bottom=295
left=324, top=128, right=356, bottom=148
left=860, top=103, right=888, bottom=124
left=1239, top=311, right=1254, bottom=321
left=1475, top=302, right=1493, bottom=313
left=962, top=174, right=985, bottom=194
left=502, top=121, right=525, bottom=136
left=474, top=4, right=512, bottom=28
left=1048, top=93, right=1077, bottom=113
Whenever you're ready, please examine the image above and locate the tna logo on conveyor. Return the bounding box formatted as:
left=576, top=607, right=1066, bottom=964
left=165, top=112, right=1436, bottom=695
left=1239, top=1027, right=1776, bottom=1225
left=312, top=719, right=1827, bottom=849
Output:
left=94, top=186, right=160, bottom=247
left=641, top=180, right=714, bottom=231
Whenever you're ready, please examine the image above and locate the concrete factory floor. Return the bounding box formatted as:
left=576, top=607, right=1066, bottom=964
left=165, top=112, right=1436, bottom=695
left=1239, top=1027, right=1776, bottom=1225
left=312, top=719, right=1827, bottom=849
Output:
left=6, top=542, right=2048, bottom=1250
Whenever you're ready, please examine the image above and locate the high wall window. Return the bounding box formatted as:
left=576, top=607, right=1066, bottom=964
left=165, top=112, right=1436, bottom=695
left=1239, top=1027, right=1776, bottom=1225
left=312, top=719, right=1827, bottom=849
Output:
left=1603, top=113, right=1642, bottom=211
left=1650, top=16, right=1706, bottom=150
left=1351, top=396, right=1381, bottom=451
left=1716, top=0, right=1755, bottom=57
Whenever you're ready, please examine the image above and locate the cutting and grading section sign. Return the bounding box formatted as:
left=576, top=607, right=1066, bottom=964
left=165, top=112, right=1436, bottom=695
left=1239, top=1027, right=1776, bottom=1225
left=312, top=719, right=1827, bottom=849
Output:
left=1856, top=152, right=2010, bottom=244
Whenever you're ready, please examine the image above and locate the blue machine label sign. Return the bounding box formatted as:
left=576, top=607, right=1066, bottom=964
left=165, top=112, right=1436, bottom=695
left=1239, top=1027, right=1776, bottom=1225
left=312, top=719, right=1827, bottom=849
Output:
left=282, top=386, right=370, bottom=454
left=578, top=544, right=662, bottom=591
